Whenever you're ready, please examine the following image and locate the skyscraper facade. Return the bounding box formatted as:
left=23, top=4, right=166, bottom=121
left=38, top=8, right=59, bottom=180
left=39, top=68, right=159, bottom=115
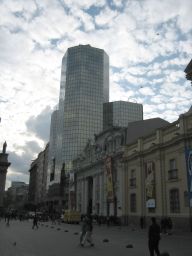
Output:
left=48, top=109, right=59, bottom=183
left=103, top=101, right=143, bottom=130
left=51, top=45, right=109, bottom=183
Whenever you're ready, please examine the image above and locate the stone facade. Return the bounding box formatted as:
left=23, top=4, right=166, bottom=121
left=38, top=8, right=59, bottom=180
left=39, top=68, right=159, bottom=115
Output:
left=123, top=109, right=192, bottom=230
left=28, top=143, right=49, bottom=207
left=73, top=118, right=169, bottom=220
left=73, top=127, right=126, bottom=217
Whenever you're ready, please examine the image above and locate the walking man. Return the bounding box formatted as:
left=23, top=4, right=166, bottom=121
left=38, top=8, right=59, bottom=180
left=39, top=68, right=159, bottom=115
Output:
left=148, top=217, right=161, bottom=256
left=6, top=212, right=10, bottom=227
left=80, top=216, right=87, bottom=246
left=82, top=215, right=94, bottom=247
left=32, top=214, right=38, bottom=229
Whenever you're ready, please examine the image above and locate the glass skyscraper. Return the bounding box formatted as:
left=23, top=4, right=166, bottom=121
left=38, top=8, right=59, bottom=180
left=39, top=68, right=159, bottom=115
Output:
left=103, top=101, right=143, bottom=130
left=47, top=109, right=59, bottom=183
left=50, top=45, right=109, bottom=183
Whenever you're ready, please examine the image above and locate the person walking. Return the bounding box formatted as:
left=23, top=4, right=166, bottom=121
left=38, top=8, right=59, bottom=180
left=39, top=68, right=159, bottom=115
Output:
left=85, top=215, right=94, bottom=246
left=148, top=217, right=161, bottom=256
left=140, top=216, right=145, bottom=229
left=81, top=215, right=94, bottom=247
left=6, top=212, right=10, bottom=227
left=80, top=216, right=87, bottom=246
left=32, top=214, right=39, bottom=229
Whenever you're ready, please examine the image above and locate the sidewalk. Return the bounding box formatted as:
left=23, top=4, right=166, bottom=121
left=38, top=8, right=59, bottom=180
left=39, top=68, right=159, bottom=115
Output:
left=1, top=220, right=192, bottom=256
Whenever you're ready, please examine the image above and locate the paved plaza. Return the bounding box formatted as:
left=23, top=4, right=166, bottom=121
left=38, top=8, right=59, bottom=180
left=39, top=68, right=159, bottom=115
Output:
left=0, top=219, right=192, bottom=256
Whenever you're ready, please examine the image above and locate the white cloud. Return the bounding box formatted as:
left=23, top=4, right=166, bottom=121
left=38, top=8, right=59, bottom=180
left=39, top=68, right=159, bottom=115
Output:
left=139, top=87, right=155, bottom=96
left=60, top=0, right=106, bottom=9
left=95, top=7, right=118, bottom=27
left=111, top=0, right=123, bottom=8
left=110, top=81, right=135, bottom=102
left=26, top=106, right=52, bottom=142
left=0, top=0, right=192, bottom=189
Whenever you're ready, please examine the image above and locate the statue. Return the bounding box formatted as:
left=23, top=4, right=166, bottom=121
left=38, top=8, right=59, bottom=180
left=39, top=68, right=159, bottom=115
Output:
left=3, top=141, right=7, bottom=154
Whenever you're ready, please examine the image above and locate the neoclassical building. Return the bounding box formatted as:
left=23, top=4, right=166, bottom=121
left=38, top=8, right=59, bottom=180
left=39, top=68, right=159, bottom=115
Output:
left=73, top=127, right=127, bottom=218
left=72, top=118, right=168, bottom=219
left=123, top=109, right=192, bottom=230
left=72, top=111, right=192, bottom=230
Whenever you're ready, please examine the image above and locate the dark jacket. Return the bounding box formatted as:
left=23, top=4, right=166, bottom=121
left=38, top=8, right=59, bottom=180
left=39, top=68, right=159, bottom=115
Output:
left=148, top=223, right=161, bottom=242
left=86, top=218, right=93, bottom=232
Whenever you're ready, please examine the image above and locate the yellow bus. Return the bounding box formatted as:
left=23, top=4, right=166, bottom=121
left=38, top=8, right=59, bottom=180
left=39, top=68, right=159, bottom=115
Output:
left=63, top=210, right=81, bottom=224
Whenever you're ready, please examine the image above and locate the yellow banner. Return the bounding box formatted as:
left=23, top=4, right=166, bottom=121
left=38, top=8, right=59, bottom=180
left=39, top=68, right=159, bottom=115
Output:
left=105, top=157, right=114, bottom=201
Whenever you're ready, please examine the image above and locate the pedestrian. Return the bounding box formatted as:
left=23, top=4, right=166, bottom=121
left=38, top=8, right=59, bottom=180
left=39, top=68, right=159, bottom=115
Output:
left=148, top=217, right=161, bottom=256
left=106, top=216, right=110, bottom=226
left=167, top=217, right=172, bottom=233
left=6, top=212, right=10, bottom=227
left=81, top=215, right=94, bottom=247
left=80, top=216, right=87, bottom=246
left=140, top=216, right=145, bottom=229
left=160, top=217, right=167, bottom=234
left=32, top=214, right=38, bottom=229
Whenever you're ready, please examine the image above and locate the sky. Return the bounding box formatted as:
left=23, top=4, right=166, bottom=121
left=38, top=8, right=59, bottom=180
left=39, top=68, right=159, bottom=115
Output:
left=0, top=0, right=191, bottom=189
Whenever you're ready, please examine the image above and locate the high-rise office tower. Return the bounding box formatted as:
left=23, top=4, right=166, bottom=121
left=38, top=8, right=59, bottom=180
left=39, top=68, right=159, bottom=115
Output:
left=103, top=101, right=143, bottom=130
left=51, top=45, right=109, bottom=183
left=48, top=109, right=59, bottom=183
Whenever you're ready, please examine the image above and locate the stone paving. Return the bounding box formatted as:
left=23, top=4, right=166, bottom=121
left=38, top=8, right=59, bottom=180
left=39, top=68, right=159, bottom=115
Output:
left=0, top=219, right=192, bottom=256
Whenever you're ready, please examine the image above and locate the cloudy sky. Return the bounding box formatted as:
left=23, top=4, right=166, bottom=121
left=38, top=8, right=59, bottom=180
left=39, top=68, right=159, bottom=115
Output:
left=0, top=0, right=191, bottom=189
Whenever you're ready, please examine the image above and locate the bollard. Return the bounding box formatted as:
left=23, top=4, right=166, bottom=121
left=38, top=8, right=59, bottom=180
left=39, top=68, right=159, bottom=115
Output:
left=126, top=244, right=133, bottom=248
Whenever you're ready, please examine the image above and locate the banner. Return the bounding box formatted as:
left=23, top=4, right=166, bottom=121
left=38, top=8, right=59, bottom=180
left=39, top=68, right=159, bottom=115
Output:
left=69, top=172, right=75, bottom=192
left=145, top=161, right=156, bottom=208
left=105, top=156, right=114, bottom=202
left=185, top=148, right=192, bottom=207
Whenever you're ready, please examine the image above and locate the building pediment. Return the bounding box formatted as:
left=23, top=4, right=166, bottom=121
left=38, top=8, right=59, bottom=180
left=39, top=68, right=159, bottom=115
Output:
left=73, top=127, right=126, bottom=168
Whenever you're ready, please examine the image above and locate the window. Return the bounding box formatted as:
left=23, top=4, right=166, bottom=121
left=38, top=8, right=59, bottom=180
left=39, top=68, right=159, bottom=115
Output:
left=131, top=169, right=136, bottom=178
left=169, top=188, right=180, bottom=213
left=168, top=169, right=178, bottom=180
left=130, top=193, right=136, bottom=212
left=130, top=169, right=136, bottom=187
left=184, top=191, right=189, bottom=207
left=168, top=159, right=178, bottom=180
left=130, top=178, right=136, bottom=187
left=169, top=159, right=176, bottom=169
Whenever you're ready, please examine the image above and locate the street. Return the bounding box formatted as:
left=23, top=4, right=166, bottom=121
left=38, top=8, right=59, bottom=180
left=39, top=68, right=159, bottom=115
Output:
left=0, top=219, right=192, bottom=256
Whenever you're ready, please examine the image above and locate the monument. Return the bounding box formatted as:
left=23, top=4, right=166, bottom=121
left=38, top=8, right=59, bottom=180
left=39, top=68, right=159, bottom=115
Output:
left=0, top=141, right=11, bottom=207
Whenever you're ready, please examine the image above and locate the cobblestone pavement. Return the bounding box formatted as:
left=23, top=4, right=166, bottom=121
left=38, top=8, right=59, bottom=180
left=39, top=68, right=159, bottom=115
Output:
left=0, top=219, right=192, bottom=256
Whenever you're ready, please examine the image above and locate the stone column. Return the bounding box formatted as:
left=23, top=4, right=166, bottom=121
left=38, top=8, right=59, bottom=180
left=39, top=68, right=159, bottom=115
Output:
left=99, top=173, right=104, bottom=215
left=83, top=178, right=88, bottom=214
left=92, top=175, right=96, bottom=214
left=0, top=152, right=11, bottom=207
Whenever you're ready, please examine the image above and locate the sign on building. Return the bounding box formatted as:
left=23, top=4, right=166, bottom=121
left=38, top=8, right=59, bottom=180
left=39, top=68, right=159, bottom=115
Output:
left=145, top=161, right=156, bottom=208
left=105, top=156, right=114, bottom=202
left=185, top=148, right=192, bottom=207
